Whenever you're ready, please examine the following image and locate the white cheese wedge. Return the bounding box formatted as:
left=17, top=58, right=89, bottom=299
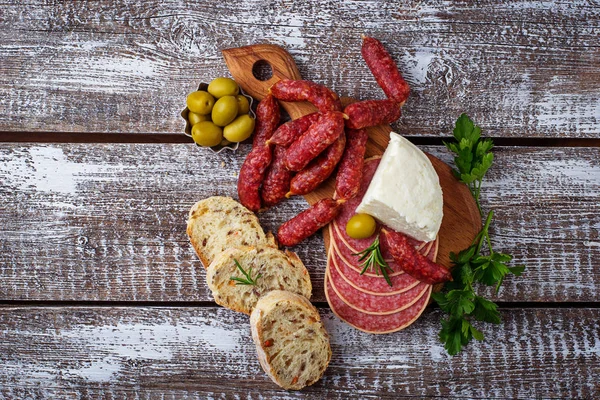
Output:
left=356, top=132, right=443, bottom=242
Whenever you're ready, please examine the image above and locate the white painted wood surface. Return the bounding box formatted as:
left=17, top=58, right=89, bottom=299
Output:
left=1, top=0, right=599, bottom=397
left=1, top=0, right=599, bottom=137
left=0, top=306, right=598, bottom=398
left=0, top=143, right=598, bottom=302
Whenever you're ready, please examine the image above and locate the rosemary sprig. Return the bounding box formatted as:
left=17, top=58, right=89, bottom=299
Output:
left=229, top=259, right=262, bottom=286
left=354, top=236, right=393, bottom=287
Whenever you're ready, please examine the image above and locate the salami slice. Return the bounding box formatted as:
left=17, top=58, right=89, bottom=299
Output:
left=330, top=222, right=436, bottom=279
left=325, top=271, right=432, bottom=334
left=331, top=221, right=428, bottom=266
left=330, top=231, right=438, bottom=295
left=327, top=249, right=429, bottom=314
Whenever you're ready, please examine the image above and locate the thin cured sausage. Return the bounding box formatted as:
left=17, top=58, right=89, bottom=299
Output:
left=344, top=99, right=401, bottom=130
left=334, top=128, right=369, bottom=201
left=284, top=111, right=345, bottom=172
left=261, top=146, right=294, bottom=207
left=278, top=198, right=342, bottom=247
left=238, top=95, right=279, bottom=211
left=270, top=79, right=342, bottom=113
left=238, top=145, right=273, bottom=212
left=288, top=131, right=346, bottom=196
left=267, top=113, right=320, bottom=147
left=381, top=228, right=452, bottom=284
left=252, top=94, right=280, bottom=148
left=361, top=36, right=410, bottom=104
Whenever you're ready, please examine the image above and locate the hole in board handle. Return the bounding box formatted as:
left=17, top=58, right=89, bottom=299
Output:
left=252, top=60, right=274, bottom=81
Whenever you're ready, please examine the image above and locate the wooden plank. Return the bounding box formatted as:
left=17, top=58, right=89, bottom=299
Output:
left=0, top=306, right=598, bottom=398
left=1, top=1, right=599, bottom=137
left=0, top=143, right=598, bottom=302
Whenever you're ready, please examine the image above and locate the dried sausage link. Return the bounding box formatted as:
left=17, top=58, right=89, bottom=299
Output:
left=261, top=146, right=294, bottom=207
left=381, top=228, right=451, bottom=284
left=267, top=112, right=320, bottom=147
left=344, top=99, right=401, bottom=130
left=288, top=131, right=346, bottom=196
left=334, top=128, right=368, bottom=201
left=285, top=111, right=345, bottom=172
left=252, top=94, right=281, bottom=148
left=278, top=198, right=342, bottom=247
left=237, top=145, right=273, bottom=212
left=270, top=79, right=342, bottom=113
left=361, top=36, right=410, bottom=104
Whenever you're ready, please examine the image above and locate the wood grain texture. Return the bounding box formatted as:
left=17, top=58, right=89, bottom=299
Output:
left=0, top=306, right=598, bottom=398
left=0, top=143, right=598, bottom=302
left=1, top=1, right=599, bottom=137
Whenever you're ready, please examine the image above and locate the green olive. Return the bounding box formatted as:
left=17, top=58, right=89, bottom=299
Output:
left=207, top=77, right=239, bottom=98
left=223, top=114, right=256, bottom=143
left=186, top=90, right=215, bottom=115
left=346, top=213, right=377, bottom=239
left=236, top=94, right=250, bottom=115
left=211, top=95, right=239, bottom=127
left=188, top=111, right=210, bottom=126
left=191, top=121, right=223, bottom=147
left=220, top=138, right=232, bottom=146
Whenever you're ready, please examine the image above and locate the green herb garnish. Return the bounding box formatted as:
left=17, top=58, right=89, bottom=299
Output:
left=230, top=259, right=262, bottom=286
left=433, top=114, right=525, bottom=355
left=354, top=236, right=393, bottom=287
left=443, top=113, right=494, bottom=214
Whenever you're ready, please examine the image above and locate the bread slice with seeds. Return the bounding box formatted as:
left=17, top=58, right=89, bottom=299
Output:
left=206, top=246, right=312, bottom=315
left=186, top=196, right=275, bottom=268
left=250, top=290, right=331, bottom=390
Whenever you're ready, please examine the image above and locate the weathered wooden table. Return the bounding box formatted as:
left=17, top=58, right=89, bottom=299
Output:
left=1, top=1, right=599, bottom=398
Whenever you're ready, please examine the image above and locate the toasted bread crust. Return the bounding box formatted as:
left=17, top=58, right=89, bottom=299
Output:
left=250, top=291, right=331, bottom=390
left=206, top=247, right=312, bottom=315
left=187, top=196, right=273, bottom=268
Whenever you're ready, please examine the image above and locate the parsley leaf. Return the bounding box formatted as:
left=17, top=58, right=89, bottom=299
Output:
left=434, top=114, right=526, bottom=355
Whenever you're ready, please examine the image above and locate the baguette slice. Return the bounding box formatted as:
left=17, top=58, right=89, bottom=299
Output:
left=206, top=247, right=312, bottom=315
left=187, top=196, right=274, bottom=267
left=250, top=290, right=331, bottom=390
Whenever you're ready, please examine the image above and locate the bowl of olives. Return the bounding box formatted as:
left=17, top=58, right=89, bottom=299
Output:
left=181, top=77, right=256, bottom=153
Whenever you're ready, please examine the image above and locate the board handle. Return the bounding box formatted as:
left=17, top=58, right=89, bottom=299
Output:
left=222, top=44, right=316, bottom=119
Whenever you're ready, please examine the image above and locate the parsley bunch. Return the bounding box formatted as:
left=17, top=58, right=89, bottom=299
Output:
left=444, top=114, right=494, bottom=213
left=433, top=114, right=525, bottom=355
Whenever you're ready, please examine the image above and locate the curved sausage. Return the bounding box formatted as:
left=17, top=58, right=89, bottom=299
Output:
left=252, top=94, right=281, bottom=148
left=361, top=36, right=410, bottom=104
left=261, top=146, right=294, bottom=207
left=239, top=95, right=280, bottom=211
left=267, top=112, right=320, bottom=147
left=270, top=79, right=342, bottom=113
left=334, top=128, right=369, bottom=201
left=285, top=111, right=345, bottom=172
left=288, top=131, right=346, bottom=196
left=237, top=145, right=273, bottom=212
left=344, top=99, right=401, bottom=130
left=381, top=228, right=451, bottom=284
left=278, top=198, right=342, bottom=247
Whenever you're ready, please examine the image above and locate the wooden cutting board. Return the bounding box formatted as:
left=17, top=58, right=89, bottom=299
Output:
left=223, top=44, right=481, bottom=268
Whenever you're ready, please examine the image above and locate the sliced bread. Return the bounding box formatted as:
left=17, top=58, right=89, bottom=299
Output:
left=206, top=246, right=312, bottom=315
left=186, top=196, right=275, bottom=267
left=250, top=290, right=331, bottom=390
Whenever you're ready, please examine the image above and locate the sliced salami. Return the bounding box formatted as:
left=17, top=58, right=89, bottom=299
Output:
left=330, top=237, right=421, bottom=293
left=325, top=272, right=432, bottom=334
left=331, top=221, right=427, bottom=265
left=329, top=222, right=436, bottom=279
left=327, top=249, right=429, bottom=315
